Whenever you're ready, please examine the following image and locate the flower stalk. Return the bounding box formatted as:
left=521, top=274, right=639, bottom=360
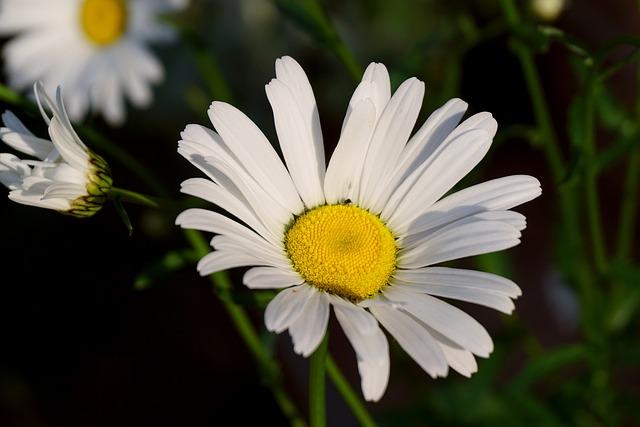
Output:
left=309, top=332, right=329, bottom=427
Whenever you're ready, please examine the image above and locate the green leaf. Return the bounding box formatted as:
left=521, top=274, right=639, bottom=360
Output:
left=112, top=196, right=133, bottom=236
left=273, top=0, right=361, bottom=80
left=607, top=262, right=640, bottom=331
left=134, top=249, right=199, bottom=290
left=508, top=345, right=587, bottom=393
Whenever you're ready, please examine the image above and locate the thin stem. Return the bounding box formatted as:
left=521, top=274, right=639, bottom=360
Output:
left=0, top=77, right=308, bottom=426
left=616, top=66, right=640, bottom=262
left=333, top=41, right=363, bottom=83
left=498, top=0, right=597, bottom=338
left=184, top=229, right=307, bottom=427
left=327, top=355, right=377, bottom=427
left=273, top=0, right=362, bottom=82
left=583, top=77, right=608, bottom=274
left=110, top=187, right=160, bottom=208
left=309, top=332, right=329, bottom=427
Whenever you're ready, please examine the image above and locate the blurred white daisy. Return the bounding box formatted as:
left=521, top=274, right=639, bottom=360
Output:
left=0, top=0, right=188, bottom=125
left=176, top=56, right=541, bottom=401
left=0, top=82, right=112, bottom=217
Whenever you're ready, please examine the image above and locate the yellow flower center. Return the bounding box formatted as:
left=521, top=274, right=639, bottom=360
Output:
left=285, top=204, right=397, bottom=302
left=80, top=0, right=128, bottom=46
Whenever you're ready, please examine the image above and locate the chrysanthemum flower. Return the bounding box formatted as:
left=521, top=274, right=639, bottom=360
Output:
left=0, top=82, right=112, bottom=217
left=176, top=56, right=541, bottom=401
left=0, top=0, right=188, bottom=125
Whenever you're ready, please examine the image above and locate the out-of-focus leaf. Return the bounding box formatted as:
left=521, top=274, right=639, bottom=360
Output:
left=607, top=262, right=640, bottom=332
left=508, top=345, right=587, bottom=393
left=112, top=196, right=133, bottom=237
left=134, top=249, right=199, bottom=290
left=595, top=137, right=639, bottom=173
left=509, top=392, right=565, bottom=427
left=184, top=85, right=210, bottom=117
left=273, top=0, right=361, bottom=80
left=475, top=252, right=512, bottom=278
left=568, top=95, right=586, bottom=148
left=537, top=26, right=593, bottom=65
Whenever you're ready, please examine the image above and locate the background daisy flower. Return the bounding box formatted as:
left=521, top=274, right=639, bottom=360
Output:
left=0, top=0, right=188, bottom=125
left=0, top=82, right=112, bottom=216
left=176, top=56, right=541, bottom=401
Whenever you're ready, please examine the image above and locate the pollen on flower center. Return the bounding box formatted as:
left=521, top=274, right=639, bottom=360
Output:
left=285, top=204, right=397, bottom=302
left=80, top=0, right=127, bottom=46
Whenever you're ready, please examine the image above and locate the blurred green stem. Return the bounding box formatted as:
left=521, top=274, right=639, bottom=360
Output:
left=498, top=0, right=596, bottom=333
left=184, top=229, right=307, bottom=427
left=273, top=0, right=362, bottom=81
left=178, top=26, right=234, bottom=103
left=109, top=187, right=161, bottom=208
left=327, top=356, right=378, bottom=427
left=582, top=76, right=608, bottom=274
left=106, top=187, right=305, bottom=425
left=309, top=333, right=329, bottom=427
left=615, top=67, right=640, bottom=262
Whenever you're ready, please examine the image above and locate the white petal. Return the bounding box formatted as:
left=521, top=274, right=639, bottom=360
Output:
left=41, top=182, right=84, bottom=200
left=210, top=235, right=289, bottom=270
left=384, top=287, right=493, bottom=357
left=329, top=294, right=378, bottom=334
left=208, top=102, right=303, bottom=213
left=405, top=175, right=541, bottom=236
left=358, top=78, right=425, bottom=210
left=196, top=250, right=267, bottom=276
left=347, top=62, right=391, bottom=122
left=1, top=111, right=53, bottom=159
left=243, top=267, right=303, bottom=289
left=394, top=266, right=521, bottom=298
left=8, top=189, right=69, bottom=210
left=204, top=155, right=292, bottom=242
left=368, top=98, right=468, bottom=211
left=275, top=56, right=325, bottom=172
left=178, top=177, right=272, bottom=242
left=399, top=220, right=521, bottom=268
left=333, top=298, right=389, bottom=401
left=401, top=210, right=526, bottom=251
left=0, top=153, right=30, bottom=189
left=265, top=78, right=325, bottom=208
left=289, top=288, right=330, bottom=356
left=384, top=129, right=492, bottom=232
left=324, top=98, right=376, bottom=204
left=370, top=302, right=448, bottom=378
left=264, top=284, right=315, bottom=333
left=430, top=329, right=477, bottom=377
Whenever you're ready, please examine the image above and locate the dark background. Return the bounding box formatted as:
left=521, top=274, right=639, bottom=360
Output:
left=1, top=0, right=639, bottom=426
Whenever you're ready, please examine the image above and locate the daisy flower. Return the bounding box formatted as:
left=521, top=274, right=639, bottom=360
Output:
left=0, top=0, right=188, bottom=125
left=176, top=56, right=541, bottom=401
left=0, top=82, right=112, bottom=217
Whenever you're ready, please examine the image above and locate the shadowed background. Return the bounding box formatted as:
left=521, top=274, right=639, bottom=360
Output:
left=1, top=0, right=639, bottom=426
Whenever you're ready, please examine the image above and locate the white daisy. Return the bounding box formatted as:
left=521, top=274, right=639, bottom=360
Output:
left=0, top=0, right=188, bottom=125
left=0, top=82, right=112, bottom=217
left=176, top=56, right=541, bottom=401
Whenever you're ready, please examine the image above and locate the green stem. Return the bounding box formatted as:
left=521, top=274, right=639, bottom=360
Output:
left=309, top=332, right=329, bottom=427
left=184, top=229, right=307, bottom=427
left=0, top=79, right=308, bottom=426
left=583, top=77, right=608, bottom=274
left=273, top=0, right=362, bottom=82
left=498, top=0, right=597, bottom=338
left=616, top=67, right=640, bottom=262
left=333, top=41, right=363, bottom=83
left=110, top=187, right=161, bottom=208
left=327, top=356, right=377, bottom=427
